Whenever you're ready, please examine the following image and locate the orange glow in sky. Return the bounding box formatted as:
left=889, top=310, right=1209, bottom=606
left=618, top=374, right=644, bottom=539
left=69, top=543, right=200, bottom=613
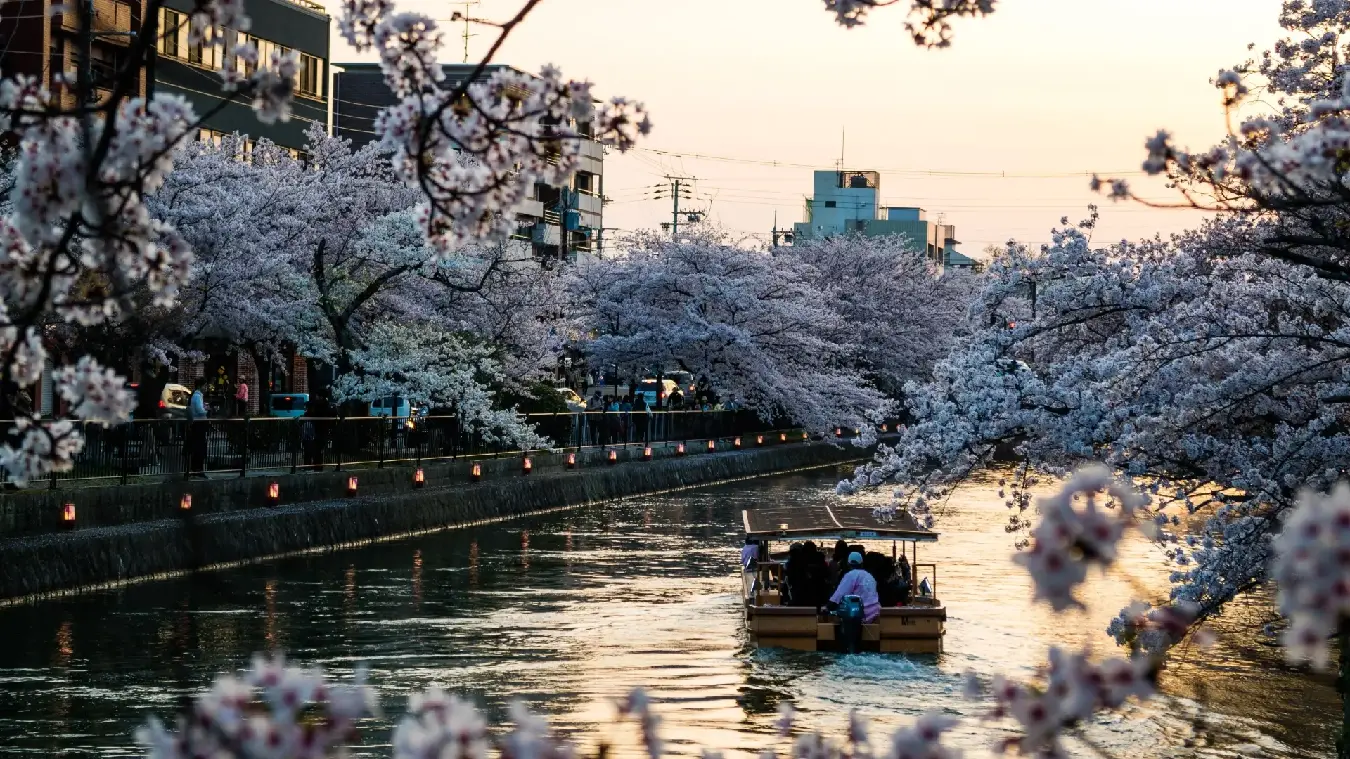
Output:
left=332, top=0, right=1287, bottom=256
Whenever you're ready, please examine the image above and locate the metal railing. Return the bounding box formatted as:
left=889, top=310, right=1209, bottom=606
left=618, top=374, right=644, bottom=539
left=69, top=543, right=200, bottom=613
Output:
left=8, top=410, right=799, bottom=487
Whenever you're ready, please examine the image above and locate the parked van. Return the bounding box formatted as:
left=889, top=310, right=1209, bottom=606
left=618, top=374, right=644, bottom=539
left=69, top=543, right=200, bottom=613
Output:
left=268, top=393, right=310, bottom=418
left=369, top=396, right=411, bottom=419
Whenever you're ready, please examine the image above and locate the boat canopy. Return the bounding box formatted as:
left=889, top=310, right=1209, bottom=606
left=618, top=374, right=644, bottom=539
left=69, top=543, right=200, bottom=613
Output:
left=742, top=504, right=939, bottom=542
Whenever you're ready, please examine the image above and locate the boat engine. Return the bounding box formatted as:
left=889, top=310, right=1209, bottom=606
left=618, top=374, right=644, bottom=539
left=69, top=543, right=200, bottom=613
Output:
left=837, top=595, right=864, bottom=654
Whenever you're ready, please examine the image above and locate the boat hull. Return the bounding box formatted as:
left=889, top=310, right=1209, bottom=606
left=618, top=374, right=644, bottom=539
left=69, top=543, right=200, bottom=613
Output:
left=746, top=605, right=945, bottom=653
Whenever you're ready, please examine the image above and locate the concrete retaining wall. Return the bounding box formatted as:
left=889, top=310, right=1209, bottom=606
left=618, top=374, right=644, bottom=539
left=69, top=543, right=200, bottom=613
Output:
left=0, top=441, right=864, bottom=602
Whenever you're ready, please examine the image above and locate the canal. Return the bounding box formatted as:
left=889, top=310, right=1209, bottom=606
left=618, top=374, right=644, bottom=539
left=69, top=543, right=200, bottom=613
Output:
left=0, top=467, right=1336, bottom=758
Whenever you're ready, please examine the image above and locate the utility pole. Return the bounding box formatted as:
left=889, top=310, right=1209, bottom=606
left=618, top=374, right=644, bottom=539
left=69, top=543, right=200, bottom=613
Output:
left=654, top=175, right=696, bottom=240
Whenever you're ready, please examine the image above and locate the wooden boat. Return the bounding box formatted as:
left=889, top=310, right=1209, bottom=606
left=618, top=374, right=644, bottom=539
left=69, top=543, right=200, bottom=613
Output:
left=741, top=503, right=946, bottom=653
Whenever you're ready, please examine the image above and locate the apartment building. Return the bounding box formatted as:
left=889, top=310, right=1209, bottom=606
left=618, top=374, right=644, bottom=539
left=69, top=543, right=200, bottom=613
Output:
left=154, top=0, right=330, bottom=154
left=0, top=0, right=148, bottom=109
left=333, top=62, right=604, bottom=261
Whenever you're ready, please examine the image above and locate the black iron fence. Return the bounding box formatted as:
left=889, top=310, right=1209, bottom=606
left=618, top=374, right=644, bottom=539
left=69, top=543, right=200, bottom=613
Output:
left=15, top=410, right=801, bottom=486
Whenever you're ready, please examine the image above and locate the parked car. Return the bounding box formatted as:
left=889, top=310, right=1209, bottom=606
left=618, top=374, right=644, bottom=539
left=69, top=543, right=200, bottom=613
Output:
left=158, top=383, right=192, bottom=418
left=634, top=378, right=678, bottom=408
left=667, top=371, right=696, bottom=395
left=268, top=393, right=310, bottom=418
left=558, top=387, right=586, bottom=411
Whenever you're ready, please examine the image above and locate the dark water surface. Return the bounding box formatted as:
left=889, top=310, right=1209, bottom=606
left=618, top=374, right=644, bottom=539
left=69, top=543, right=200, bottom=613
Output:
left=0, top=467, right=1336, bottom=757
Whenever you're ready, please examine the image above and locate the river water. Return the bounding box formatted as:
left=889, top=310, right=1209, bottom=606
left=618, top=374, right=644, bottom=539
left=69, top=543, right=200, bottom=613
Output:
left=0, top=467, right=1336, bottom=758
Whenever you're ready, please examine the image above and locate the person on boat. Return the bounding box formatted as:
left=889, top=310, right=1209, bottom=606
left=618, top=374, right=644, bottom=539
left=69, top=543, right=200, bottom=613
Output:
left=782, top=542, right=801, bottom=604
left=896, top=553, right=913, bottom=605
left=741, top=538, right=759, bottom=568
left=826, top=552, right=881, bottom=623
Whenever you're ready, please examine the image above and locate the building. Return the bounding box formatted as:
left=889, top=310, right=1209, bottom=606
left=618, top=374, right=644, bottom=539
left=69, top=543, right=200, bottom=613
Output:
left=791, top=170, right=967, bottom=269
left=0, top=0, right=330, bottom=154
left=332, top=62, right=604, bottom=261
left=0, top=0, right=149, bottom=109
left=153, top=0, right=330, bottom=154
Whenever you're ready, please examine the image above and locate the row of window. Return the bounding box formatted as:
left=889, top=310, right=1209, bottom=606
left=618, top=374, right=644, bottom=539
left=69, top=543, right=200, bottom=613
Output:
left=157, top=8, right=324, bottom=99
left=198, top=128, right=304, bottom=162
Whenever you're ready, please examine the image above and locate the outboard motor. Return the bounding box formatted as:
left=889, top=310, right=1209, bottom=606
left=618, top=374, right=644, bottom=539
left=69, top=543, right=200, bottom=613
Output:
left=837, top=594, right=864, bottom=654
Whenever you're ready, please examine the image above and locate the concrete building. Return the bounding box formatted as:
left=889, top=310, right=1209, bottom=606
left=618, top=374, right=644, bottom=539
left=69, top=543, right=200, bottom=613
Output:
left=332, top=62, right=604, bottom=262
left=153, top=0, right=330, bottom=154
left=0, top=0, right=149, bottom=109
left=792, top=170, right=972, bottom=269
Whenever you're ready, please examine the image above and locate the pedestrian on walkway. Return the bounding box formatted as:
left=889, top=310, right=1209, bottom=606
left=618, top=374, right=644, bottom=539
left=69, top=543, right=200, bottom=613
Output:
left=235, top=380, right=249, bottom=418
left=186, top=378, right=209, bottom=478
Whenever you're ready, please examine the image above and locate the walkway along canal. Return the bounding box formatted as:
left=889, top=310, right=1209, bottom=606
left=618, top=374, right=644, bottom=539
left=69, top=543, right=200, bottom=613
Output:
left=0, top=437, right=859, bottom=601
left=0, top=468, right=1336, bottom=758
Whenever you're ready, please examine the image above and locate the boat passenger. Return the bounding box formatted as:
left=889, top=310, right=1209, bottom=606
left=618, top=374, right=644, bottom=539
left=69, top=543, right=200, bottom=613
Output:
left=826, top=552, right=881, bottom=623
left=741, top=538, right=759, bottom=568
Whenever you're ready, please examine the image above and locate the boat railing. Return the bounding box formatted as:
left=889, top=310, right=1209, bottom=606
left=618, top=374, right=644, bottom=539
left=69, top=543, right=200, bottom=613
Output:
left=913, top=562, right=938, bottom=601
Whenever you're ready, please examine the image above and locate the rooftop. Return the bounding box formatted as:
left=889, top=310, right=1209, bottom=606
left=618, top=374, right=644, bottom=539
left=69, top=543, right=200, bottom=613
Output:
left=742, top=504, right=938, bottom=542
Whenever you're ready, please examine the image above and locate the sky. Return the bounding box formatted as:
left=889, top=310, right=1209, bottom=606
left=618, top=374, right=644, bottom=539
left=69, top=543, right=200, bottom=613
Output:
left=330, top=0, right=1288, bottom=257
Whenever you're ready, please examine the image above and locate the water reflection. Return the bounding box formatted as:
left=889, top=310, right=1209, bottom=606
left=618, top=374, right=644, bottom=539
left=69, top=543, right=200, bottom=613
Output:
left=0, top=468, right=1336, bottom=758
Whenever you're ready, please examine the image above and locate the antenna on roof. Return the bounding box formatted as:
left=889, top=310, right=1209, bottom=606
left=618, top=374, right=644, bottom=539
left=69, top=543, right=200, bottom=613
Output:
left=839, top=127, right=845, bottom=172
left=456, top=0, right=480, bottom=63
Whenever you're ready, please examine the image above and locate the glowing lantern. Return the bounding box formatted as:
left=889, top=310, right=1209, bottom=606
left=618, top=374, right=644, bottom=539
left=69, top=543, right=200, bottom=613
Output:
left=734, top=437, right=742, bottom=449
left=608, top=449, right=618, bottom=465
left=881, top=423, right=889, bottom=432
left=854, top=428, right=861, bottom=436
left=779, top=432, right=787, bottom=443
left=61, top=502, right=75, bottom=528
left=676, top=443, right=686, bottom=456
left=756, top=435, right=764, bottom=446
left=522, top=457, right=533, bottom=475
left=180, top=494, right=192, bottom=511
left=567, top=452, right=577, bottom=469
left=643, top=446, right=652, bottom=461
left=835, top=427, right=842, bottom=437
left=347, top=476, right=359, bottom=495
left=267, top=482, right=280, bottom=506
left=801, top=432, right=809, bottom=440
left=414, top=468, right=425, bottom=488
left=707, top=439, right=716, bottom=452
left=471, top=463, right=482, bottom=482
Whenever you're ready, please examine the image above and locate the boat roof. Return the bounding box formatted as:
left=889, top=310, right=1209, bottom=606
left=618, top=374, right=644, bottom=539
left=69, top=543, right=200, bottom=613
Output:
left=742, top=505, right=939, bottom=542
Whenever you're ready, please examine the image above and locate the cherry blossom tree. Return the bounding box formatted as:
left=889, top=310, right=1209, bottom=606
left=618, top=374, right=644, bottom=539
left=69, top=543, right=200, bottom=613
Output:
left=567, top=228, right=892, bottom=435
left=780, top=233, right=979, bottom=398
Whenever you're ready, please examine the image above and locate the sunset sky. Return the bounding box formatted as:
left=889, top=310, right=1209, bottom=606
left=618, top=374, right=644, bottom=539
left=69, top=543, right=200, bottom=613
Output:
left=333, top=0, right=1287, bottom=256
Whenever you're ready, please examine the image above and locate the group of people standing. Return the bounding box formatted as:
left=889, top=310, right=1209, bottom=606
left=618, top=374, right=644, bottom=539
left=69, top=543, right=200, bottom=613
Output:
left=745, top=538, right=913, bottom=624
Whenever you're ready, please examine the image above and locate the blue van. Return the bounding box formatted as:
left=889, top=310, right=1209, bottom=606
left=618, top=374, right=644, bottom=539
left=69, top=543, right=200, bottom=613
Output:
left=268, top=393, right=309, bottom=418
left=369, top=396, right=411, bottom=419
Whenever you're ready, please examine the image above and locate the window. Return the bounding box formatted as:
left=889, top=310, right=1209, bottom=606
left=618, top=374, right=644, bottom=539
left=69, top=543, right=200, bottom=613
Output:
left=823, top=200, right=836, bottom=208
left=188, top=26, right=221, bottom=69
left=297, top=52, right=322, bottom=98
left=157, top=8, right=184, bottom=58
left=575, top=171, right=595, bottom=194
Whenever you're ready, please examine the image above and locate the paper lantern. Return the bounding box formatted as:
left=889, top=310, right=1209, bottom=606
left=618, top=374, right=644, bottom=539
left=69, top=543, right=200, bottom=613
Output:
left=61, top=502, right=75, bottom=528
left=567, top=452, right=577, bottom=469
left=643, top=446, right=652, bottom=461
left=707, top=439, right=716, bottom=452
left=734, top=437, right=742, bottom=449
left=180, top=494, right=192, bottom=511
left=676, top=443, right=686, bottom=456
left=608, top=449, right=618, bottom=465
left=267, top=482, right=280, bottom=506
left=347, top=476, right=359, bottom=495
left=522, top=457, right=533, bottom=475
left=471, top=463, right=482, bottom=482
left=414, top=468, right=425, bottom=488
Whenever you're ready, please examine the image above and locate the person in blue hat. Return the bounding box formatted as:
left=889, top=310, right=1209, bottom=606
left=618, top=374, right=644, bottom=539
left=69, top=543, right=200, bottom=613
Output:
left=827, top=551, right=881, bottom=623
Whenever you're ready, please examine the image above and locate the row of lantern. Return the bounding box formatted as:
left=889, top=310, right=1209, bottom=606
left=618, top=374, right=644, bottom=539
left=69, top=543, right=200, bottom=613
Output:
left=58, top=432, right=814, bottom=528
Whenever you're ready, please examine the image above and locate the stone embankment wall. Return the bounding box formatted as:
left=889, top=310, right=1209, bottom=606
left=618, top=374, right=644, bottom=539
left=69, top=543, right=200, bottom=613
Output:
left=0, top=441, right=866, bottom=602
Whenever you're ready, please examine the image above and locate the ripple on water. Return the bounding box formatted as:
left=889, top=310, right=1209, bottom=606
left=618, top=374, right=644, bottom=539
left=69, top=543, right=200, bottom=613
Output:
left=0, top=468, right=1336, bottom=758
